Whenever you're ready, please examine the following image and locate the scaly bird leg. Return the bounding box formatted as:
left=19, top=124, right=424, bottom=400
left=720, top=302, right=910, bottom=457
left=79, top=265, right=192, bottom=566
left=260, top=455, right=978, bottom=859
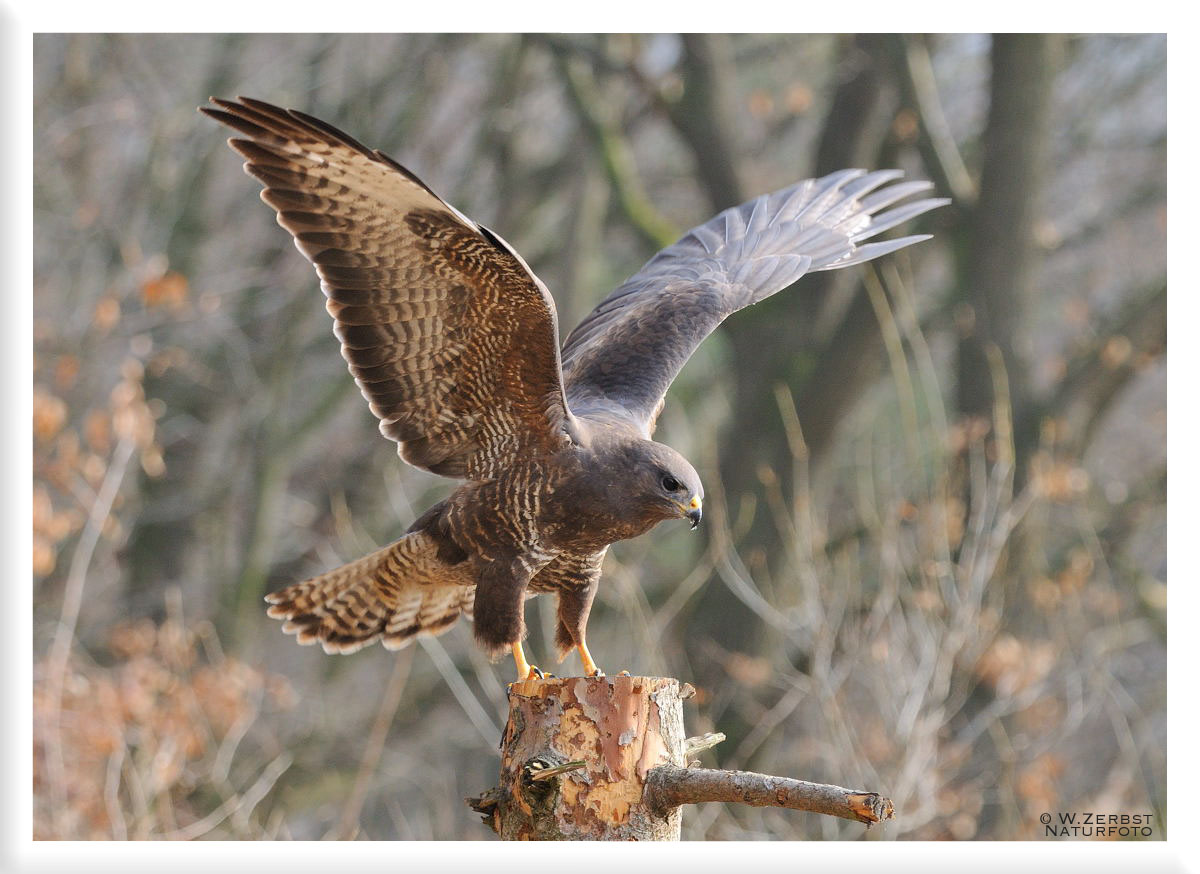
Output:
left=511, top=641, right=545, bottom=681
left=577, top=640, right=604, bottom=678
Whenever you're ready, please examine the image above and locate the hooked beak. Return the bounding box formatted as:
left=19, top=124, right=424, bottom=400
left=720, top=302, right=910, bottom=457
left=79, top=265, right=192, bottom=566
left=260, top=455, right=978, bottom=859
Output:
left=685, top=495, right=703, bottom=530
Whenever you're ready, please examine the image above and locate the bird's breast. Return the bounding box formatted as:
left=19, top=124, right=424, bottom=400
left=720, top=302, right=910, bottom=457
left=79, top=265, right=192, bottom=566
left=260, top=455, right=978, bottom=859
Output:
left=534, top=468, right=659, bottom=551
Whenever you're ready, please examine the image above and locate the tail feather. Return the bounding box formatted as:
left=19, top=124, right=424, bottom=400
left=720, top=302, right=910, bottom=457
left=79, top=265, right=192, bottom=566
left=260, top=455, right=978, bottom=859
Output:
left=265, top=532, right=474, bottom=654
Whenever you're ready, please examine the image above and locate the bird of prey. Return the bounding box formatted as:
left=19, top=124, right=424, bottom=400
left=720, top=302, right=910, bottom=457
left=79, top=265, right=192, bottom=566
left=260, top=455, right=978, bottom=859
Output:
left=202, top=96, right=946, bottom=681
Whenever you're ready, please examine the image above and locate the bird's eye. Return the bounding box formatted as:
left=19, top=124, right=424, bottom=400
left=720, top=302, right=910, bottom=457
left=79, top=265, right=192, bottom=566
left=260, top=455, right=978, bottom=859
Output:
left=661, top=475, right=682, bottom=493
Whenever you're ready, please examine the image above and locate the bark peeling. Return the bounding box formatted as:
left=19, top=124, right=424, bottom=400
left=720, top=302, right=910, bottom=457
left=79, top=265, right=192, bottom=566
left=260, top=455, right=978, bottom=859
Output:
left=466, top=674, right=893, bottom=840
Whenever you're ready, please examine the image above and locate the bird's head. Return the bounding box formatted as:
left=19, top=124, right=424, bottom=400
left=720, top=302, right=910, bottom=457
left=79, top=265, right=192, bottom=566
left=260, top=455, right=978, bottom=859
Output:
left=623, top=440, right=704, bottom=530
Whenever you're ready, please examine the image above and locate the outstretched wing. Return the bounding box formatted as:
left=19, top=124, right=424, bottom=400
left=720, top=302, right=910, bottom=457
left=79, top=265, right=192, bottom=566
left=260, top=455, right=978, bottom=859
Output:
left=202, top=97, right=574, bottom=479
left=560, top=169, right=948, bottom=434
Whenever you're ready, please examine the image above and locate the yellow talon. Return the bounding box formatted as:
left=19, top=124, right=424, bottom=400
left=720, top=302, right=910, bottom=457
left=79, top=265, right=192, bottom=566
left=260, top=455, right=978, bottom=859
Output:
left=510, top=641, right=550, bottom=681
left=512, top=641, right=532, bottom=680
left=577, top=641, right=604, bottom=678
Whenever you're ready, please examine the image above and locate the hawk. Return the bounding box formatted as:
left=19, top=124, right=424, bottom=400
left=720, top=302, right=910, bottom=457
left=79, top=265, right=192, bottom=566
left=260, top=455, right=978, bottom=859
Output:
left=202, top=97, right=945, bottom=680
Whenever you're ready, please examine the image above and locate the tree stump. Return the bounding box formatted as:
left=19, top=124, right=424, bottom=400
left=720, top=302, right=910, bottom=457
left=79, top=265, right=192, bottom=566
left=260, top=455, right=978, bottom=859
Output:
left=466, top=675, right=894, bottom=840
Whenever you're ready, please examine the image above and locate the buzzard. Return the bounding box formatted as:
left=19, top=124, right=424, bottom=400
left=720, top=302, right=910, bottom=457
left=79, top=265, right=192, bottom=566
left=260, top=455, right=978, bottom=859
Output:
left=203, top=97, right=946, bottom=680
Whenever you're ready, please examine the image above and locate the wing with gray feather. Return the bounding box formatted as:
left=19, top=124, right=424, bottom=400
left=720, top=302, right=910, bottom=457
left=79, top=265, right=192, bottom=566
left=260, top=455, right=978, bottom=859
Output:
left=560, top=169, right=948, bottom=434
left=202, top=97, right=573, bottom=479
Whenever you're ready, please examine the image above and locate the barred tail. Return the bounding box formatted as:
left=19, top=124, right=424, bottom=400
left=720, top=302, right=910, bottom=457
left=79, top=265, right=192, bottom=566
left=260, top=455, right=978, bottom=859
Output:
left=264, top=532, right=474, bottom=654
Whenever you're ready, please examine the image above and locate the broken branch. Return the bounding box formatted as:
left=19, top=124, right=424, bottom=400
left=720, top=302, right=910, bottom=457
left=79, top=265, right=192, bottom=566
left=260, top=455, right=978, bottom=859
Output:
left=645, top=764, right=894, bottom=825
left=683, top=732, right=726, bottom=758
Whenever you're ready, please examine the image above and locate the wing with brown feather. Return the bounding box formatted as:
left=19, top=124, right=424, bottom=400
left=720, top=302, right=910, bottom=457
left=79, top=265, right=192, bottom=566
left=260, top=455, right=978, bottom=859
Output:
left=202, top=97, right=574, bottom=478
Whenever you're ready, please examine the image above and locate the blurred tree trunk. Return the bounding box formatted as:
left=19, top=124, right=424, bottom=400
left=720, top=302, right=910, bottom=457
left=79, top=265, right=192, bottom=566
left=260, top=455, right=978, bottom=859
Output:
left=669, top=34, right=744, bottom=213
left=688, top=35, right=895, bottom=669
left=941, top=37, right=1068, bottom=791
left=957, top=34, right=1063, bottom=473
left=739, top=34, right=898, bottom=479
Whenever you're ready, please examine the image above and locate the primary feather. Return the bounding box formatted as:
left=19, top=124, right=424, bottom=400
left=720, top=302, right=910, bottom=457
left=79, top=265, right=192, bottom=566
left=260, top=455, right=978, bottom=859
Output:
left=561, top=169, right=948, bottom=434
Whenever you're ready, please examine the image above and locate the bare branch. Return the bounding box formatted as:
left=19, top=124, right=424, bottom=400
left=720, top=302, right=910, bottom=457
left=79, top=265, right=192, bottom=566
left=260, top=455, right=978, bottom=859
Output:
left=542, top=42, right=678, bottom=251
left=44, top=436, right=137, bottom=837
left=645, top=765, right=894, bottom=825
left=666, top=34, right=745, bottom=211
left=333, top=648, right=414, bottom=839
left=888, top=34, right=977, bottom=207
left=1045, top=279, right=1166, bottom=454
left=959, top=34, right=1065, bottom=468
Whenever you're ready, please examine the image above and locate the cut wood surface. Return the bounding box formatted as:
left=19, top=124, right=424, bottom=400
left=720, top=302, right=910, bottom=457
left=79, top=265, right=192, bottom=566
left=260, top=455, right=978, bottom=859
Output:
left=466, top=675, right=894, bottom=840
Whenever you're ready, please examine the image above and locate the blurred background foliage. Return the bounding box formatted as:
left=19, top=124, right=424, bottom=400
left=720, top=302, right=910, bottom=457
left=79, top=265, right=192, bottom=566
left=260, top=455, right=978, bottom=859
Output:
left=32, top=33, right=1165, bottom=841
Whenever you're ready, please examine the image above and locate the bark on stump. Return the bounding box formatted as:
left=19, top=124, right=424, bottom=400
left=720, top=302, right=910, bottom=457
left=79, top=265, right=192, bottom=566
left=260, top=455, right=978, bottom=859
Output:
left=466, top=675, right=894, bottom=840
